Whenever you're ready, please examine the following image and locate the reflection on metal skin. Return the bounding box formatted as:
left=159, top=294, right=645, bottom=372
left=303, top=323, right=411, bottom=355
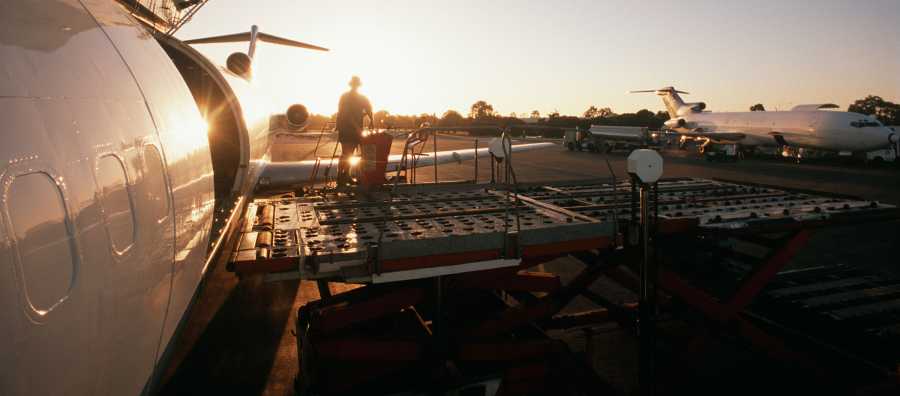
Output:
left=0, top=1, right=216, bottom=394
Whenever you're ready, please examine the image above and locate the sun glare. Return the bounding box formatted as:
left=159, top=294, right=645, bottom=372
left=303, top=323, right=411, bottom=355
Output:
left=237, top=12, right=466, bottom=119
left=251, top=49, right=443, bottom=117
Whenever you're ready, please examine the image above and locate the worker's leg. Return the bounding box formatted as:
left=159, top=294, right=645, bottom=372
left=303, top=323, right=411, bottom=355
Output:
left=337, top=140, right=358, bottom=185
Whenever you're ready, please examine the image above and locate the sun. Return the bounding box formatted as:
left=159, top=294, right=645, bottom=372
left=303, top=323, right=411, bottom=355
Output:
left=249, top=38, right=453, bottom=117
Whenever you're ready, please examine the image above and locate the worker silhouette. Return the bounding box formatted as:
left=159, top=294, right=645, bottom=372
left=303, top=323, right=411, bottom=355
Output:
left=336, top=76, right=373, bottom=186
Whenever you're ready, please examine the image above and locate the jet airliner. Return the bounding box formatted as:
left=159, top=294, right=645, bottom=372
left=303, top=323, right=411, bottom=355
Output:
left=633, top=87, right=897, bottom=154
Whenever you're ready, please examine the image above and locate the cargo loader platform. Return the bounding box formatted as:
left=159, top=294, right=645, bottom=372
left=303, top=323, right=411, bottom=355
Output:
left=229, top=185, right=612, bottom=283
left=225, top=177, right=899, bottom=395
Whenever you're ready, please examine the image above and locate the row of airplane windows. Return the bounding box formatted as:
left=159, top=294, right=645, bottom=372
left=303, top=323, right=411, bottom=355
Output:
left=5, top=145, right=169, bottom=318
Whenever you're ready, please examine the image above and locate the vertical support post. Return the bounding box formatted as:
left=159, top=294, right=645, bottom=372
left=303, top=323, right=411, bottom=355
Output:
left=639, top=182, right=656, bottom=396
left=433, top=130, right=438, bottom=184
left=629, top=178, right=639, bottom=246
left=631, top=180, right=638, bottom=226
left=433, top=275, right=446, bottom=361
left=627, top=149, right=662, bottom=396
left=490, top=153, right=496, bottom=184
left=474, top=138, right=479, bottom=183
left=505, top=158, right=510, bottom=186
left=316, top=279, right=332, bottom=300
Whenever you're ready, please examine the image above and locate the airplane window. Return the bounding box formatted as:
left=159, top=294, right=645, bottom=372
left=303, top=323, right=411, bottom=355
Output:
left=5, top=172, right=75, bottom=315
left=141, top=145, right=170, bottom=222
left=96, top=155, right=135, bottom=254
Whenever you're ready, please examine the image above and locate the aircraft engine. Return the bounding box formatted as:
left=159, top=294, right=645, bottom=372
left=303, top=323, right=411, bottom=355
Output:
left=664, top=118, right=688, bottom=129
left=687, top=102, right=706, bottom=111
left=286, top=104, right=310, bottom=130
left=226, top=52, right=252, bottom=78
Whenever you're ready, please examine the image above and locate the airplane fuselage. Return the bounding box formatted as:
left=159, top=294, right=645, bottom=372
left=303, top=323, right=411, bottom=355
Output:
left=0, top=1, right=268, bottom=394
left=673, top=110, right=894, bottom=152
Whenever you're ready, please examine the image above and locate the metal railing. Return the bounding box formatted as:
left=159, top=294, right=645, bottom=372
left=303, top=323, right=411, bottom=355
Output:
left=388, top=126, right=524, bottom=239
left=116, top=0, right=209, bottom=34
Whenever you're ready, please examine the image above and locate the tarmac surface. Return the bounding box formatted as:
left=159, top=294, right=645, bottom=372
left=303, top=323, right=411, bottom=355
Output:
left=160, top=134, right=900, bottom=395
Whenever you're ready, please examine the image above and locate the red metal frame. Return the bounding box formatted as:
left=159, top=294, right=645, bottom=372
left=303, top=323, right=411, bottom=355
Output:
left=310, top=286, right=426, bottom=333
left=659, top=229, right=815, bottom=362
left=464, top=271, right=561, bottom=293
left=295, top=250, right=616, bottom=395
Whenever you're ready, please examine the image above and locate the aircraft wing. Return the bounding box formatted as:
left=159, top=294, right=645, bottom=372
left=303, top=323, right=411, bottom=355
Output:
left=790, top=103, right=838, bottom=112
left=767, top=131, right=812, bottom=146
left=677, top=130, right=746, bottom=142
left=258, top=142, right=555, bottom=188
left=768, top=131, right=809, bottom=137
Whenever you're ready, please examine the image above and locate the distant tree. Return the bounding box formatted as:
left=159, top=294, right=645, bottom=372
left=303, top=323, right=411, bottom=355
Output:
left=306, top=113, right=332, bottom=129
left=592, top=109, right=666, bottom=129
left=415, top=113, right=439, bottom=128
left=509, top=112, right=517, bottom=118
left=530, top=110, right=540, bottom=119
left=373, top=110, right=390, bottom=128
left=750, top=103, right=766, bottom=111
left=548, top=110, right=560, bottom=119
left=635, top=109, right=654, bottom=118
left=584, top=106, right=614, bottom=119
left=469, top=100, right=495, bottom=120
left=440, top=110, right=465, bottom=126
left=849, top=95, right=900, bottom=125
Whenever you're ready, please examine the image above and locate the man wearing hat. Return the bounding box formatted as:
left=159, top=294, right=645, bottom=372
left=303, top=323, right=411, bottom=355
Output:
left=336, top=75, right=373, bottom=186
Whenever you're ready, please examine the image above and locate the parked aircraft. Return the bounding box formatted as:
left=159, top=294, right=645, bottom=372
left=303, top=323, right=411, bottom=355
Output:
left=633, top=87, right=897, bottom=155
left=0, top=1, right=550, bottom=395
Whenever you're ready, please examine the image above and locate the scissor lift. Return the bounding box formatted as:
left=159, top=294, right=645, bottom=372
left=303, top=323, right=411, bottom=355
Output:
left=515, top=177, right=900, bottom=394
left=228, top=177, right=900, bottom=395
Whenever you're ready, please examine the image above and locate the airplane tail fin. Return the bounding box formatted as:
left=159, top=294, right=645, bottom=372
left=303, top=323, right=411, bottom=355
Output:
left=184, top=25, right=328, bottom=79
left=184, top=25, right=329, bottom=55
left=631, top=87, right=690, bottom=119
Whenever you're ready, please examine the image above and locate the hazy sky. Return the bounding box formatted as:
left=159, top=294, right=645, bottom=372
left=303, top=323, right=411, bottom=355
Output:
left=178, top=0, right=900, bottom=117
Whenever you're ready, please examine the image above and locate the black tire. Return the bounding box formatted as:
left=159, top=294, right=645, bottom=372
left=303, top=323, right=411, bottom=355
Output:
left=567, top=142, right=575, bottom=151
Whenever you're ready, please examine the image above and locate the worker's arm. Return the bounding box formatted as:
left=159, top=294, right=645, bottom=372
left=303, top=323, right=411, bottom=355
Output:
left=364, top=97, right=375, bottom=128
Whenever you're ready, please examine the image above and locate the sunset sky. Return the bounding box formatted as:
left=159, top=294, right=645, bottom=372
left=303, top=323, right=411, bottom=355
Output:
left=178, top=0, right=900, bottom=117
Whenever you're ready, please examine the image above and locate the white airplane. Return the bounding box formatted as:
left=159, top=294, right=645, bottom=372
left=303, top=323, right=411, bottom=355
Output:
left=632, top=87, right=897, bottom=154
left=0, top=1, right=552, bottom=395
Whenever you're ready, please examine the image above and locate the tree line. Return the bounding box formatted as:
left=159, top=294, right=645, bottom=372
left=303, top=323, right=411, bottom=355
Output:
left=305, top=100, right=670, bottom=138
left=749, top=97, right=898, bottom=125
left=303, top=94, right=899, bottom=135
